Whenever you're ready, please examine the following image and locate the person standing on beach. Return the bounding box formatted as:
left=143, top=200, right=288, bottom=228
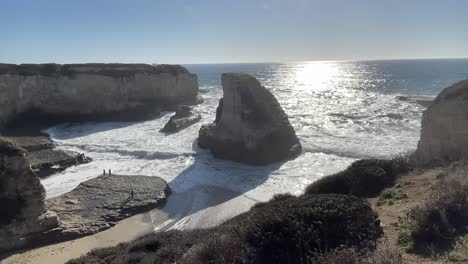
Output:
left=109, top=169, right=112, bottom=176
left=103, top=170, right=106, bottom=176
left=130, top=189, right=134, bottom=199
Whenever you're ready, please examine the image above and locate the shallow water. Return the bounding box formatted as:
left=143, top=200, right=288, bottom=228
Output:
left=42, top=59, right=468, bottom=229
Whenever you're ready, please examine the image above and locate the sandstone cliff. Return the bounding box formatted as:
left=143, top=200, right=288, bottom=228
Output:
left=0, top=137, right=58, bottom=252
left=412, top=79, right=468, bottom=166
left=198, top=73, right=301, bottom=165
left=0, top=63, right=198, bottom=126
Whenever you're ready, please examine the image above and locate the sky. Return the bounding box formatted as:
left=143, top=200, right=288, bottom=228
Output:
left=1, top=0, right=467, bottom=64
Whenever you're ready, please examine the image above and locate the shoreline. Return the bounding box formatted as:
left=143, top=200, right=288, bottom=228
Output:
left=1, top=185, right=258, bottom=264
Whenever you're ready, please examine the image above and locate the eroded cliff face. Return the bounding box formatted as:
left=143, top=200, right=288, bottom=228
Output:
left=0, top=63, right=198, bottom=125
left=198, top=73, right=301, bottom=165
left=0, top=137, right=58, bottom=252
left=412, top=79, right=468, bottom=166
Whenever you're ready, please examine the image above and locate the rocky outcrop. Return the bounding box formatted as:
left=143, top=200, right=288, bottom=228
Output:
left=198, top=73, right=301, bottom=165
left=0, top=63, right=198, bottom=126
left=30, top=149, right=91, bottom=178
left=161, top=105, right=201, bottom=133
left=5, top=135, right=91, bottom=178
left=0, top=138, right=59, bottom=252
left=1, top=171, right=170, bottom=252
left=412, top=79, right=468, bottom=166
left=45, top=174, right=170, bottom=241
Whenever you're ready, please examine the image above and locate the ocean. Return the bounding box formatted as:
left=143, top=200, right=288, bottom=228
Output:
left=42, top=59, right=468, bottom=229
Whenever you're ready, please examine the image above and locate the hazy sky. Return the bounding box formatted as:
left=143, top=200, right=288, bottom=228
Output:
left=1, top=0, right=467, bottom=64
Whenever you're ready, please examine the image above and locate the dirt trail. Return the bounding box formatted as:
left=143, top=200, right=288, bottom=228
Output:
left=369, top=168, right=446, bottom=264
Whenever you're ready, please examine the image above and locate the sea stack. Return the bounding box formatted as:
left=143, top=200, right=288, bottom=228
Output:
left=412, top=79, right=468, bottom=166
left=0, top=63, right=198, bottom=125
left=198, top=73, right=301, bottom=165
left=0, top=138, right=59, bottom=252
left=161, top=105, right=201, bottom=133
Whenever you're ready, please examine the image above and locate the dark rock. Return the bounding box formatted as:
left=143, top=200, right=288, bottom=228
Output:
left=47, top=175, right=170, bottom=238
left=0, top=137, right=59, bottom=252
left=396, top=95, right=434, bottom=108
left=161, top=105, right=201, bottom=133
left=29, top=149, right=92, bottom=178
left=5, top=135, right=91, bottom=178
left=214, top=98, right=223, bottom=123
left=3, top=136, right=53, bottom=151
left=5, top=174, right=170, bottom=252
left=198, top=73, right=301, bottom=165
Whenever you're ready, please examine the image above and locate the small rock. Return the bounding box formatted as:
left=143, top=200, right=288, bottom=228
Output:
left=161, top=105, right=201, bottom=133
left=65, top=199, right=79, bottom=205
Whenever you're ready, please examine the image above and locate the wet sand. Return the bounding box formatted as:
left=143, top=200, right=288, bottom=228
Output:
left=1, top=185, right=259, bottom=264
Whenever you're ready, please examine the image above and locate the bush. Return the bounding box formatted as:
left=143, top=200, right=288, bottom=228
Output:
left=69, top=194, right=382, bottom=264
left=305, top=158, right=409, bottom=198
left=445, top=234, right=468, bottom=262
left=398, top=162, right=468, bottom=255
left=70, top=229, right=210, bottom=264
left=314, top=244, right=405, bottom=264
left=376, top=188, right=408, bottom=206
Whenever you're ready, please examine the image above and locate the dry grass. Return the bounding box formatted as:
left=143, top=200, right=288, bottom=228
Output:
left=398, top=162, right=468, bottom=256
left=314, top=244, right=405, bottom=264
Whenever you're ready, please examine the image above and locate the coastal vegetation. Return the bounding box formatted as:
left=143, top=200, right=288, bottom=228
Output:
left=397, top=162, right=468, bottom=258
left=68, top=155, right=468, bottom=264
left=305, top=158, right=410, bottom=198
left=69, top=194, right=382, bottom=264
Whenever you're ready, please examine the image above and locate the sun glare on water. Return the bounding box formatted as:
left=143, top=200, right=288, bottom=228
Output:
left=294, top=61, right=341, bottom=92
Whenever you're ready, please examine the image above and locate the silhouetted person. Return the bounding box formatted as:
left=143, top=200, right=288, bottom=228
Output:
left=130, top=189, right=134, bottom=199
left=103, top=170, right=106, bottom=176
left=109, top=169, right=112, bottom=176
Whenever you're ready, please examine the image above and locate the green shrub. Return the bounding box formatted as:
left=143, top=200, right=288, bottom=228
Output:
left=306, top=158, right=409, bottom=198
left=69, top=194, right=382, bottom=264
left=445, top=234, right=468, bottom=262
left=377, top=189, right=408, bottom=206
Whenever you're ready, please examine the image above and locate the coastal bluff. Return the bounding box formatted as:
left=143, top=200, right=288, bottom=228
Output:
left=198, top=73, right=301, bottom=165
left=0, top=138, right=59, bottom=252
left=412, top=79, right=468, bottom=166
left=0, top=63, right=198, bottom=126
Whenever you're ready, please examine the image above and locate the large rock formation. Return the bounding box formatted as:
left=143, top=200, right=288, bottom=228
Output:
left=45, top=174, right=170, bottom=242
left=412, top=79, right=468, bottom=166
left=198, top=73, right=301, bottom=165
left=0, top=138, right=59, bottom=252
left=0, top=63, right=198, bottom=126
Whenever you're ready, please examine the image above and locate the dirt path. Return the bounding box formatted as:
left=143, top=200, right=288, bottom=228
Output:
left=369, top=168, right=445, bottom=264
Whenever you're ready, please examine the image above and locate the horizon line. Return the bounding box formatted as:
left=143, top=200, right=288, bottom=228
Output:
left=2, top=57, right=468, bottom=66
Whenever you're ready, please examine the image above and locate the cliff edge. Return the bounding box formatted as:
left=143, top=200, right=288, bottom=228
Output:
left=0, top=63, right=198, bottom=126
left=0, top=138, right=59, bottom=252
left=412, top=79, right=468, bottom=166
